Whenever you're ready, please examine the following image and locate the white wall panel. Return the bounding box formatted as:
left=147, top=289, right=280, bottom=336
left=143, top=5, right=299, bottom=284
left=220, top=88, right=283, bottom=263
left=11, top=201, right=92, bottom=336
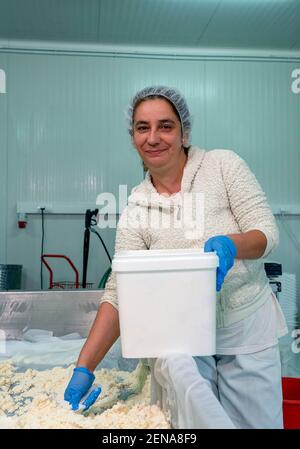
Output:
left=205, top=60, right=300, bottom=205
left=0, top=49, right=299, bottom=291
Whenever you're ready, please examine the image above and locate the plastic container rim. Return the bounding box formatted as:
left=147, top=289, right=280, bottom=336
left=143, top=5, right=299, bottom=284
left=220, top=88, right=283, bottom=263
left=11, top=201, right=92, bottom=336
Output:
left=112, top=249, right=219, bottom=272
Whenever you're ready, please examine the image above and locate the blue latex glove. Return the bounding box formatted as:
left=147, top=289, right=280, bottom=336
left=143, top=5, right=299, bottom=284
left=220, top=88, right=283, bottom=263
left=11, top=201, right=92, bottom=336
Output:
left=64, top=366, right=98, bottom=411
left=204, top=235, right=237, bottom=292
left=80, top=385, right=102, bottom=411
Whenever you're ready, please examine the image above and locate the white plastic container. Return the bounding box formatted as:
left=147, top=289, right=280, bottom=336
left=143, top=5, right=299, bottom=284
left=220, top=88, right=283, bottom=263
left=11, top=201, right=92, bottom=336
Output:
left=112, top=249, right=219, bottom=358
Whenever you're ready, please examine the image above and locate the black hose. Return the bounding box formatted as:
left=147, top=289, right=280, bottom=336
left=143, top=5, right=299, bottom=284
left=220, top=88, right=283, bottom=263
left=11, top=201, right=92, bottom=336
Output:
left=82, top=228, right=90, bottom=288
left=90, top=228, right=112, bottom=264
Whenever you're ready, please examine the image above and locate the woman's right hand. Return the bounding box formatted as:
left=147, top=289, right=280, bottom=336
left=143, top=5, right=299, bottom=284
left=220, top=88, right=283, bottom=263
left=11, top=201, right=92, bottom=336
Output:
left=64, top=366, right=99, bottom=411
left=64, top=303, right=119, bottom=411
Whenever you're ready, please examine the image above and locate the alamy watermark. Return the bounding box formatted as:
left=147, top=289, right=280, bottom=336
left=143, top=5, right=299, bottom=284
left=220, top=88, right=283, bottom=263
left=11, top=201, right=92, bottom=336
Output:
left=0, top=69, right=6, bottom=94
left=291, top=329, right=300, bottom=354
left=95, top=185, right=205, bottom=239
left=291, top=69, right=300, bottom=94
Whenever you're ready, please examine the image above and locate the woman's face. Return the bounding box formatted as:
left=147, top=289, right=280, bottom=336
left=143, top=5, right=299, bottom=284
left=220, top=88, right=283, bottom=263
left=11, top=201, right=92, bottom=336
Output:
left=132, top=98, right=184, bottom=171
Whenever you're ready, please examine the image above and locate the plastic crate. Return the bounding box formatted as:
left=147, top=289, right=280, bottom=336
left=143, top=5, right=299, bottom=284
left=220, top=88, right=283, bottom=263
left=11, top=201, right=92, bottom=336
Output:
left=0, top=264, right=22, bottom=290
left=282, top=377, right=300, bottom=429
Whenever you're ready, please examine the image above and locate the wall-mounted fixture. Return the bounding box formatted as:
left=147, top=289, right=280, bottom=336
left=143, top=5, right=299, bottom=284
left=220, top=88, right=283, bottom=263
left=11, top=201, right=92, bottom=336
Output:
left=17, top=212, right=27, bottom=229
left=17, top=202, right=122, bottom=216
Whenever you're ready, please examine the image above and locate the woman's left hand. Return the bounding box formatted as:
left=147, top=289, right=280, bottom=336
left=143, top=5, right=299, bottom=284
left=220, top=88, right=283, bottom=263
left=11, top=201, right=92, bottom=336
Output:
left=204, top=235, right=237, bottom=292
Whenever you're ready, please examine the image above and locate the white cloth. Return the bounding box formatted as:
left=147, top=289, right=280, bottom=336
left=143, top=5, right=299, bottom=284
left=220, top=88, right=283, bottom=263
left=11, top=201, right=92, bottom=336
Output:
left=152, top=345, right=284, bottom=429
left=215, top=293, right=288, bottom=355
left=193, top=345, right=284, bottom=429
left=151, top=295, right=287, bottom=429
left=152, top=355, right=236, bottom=429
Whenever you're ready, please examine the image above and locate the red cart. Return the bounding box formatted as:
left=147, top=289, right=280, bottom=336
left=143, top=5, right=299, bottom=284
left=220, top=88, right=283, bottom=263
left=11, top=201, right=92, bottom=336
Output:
left=41, top=254, right=93, bottom=289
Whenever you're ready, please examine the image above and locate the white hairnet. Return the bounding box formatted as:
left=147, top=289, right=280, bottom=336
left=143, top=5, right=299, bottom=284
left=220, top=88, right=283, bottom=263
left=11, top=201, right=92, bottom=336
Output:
left=127, top=86, right=192, bottom=138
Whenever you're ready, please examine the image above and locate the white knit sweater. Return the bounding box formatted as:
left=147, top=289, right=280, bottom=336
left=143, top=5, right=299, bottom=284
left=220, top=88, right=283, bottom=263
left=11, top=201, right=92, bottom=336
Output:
left=100, top=147, right=279, bottom=327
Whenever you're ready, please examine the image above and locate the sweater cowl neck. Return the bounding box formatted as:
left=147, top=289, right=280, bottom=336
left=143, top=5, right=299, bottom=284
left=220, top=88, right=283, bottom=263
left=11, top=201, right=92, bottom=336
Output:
left=128, top=147, right=206, bottom=209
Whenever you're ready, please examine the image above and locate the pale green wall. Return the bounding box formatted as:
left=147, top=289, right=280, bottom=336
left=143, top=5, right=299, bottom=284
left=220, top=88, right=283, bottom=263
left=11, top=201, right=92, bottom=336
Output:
left=0, top=50, right=299, bottom=296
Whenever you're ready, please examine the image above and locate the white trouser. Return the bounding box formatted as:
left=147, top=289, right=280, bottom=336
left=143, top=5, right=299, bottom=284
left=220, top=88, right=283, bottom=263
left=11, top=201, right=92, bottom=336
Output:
left=151, top=345, right=283, bottom=429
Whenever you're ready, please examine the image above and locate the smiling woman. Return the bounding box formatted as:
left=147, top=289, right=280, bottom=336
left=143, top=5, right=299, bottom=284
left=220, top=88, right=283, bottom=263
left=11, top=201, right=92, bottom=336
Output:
left=64, top=85, right=287, bottom=429
left=129, top=86, right=191, bottom=194
left=132, top=98, right=186, bottom=194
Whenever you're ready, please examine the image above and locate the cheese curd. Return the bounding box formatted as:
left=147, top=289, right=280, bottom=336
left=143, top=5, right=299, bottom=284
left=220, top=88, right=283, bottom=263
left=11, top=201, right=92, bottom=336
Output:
left=0, top=361, right=170, bottom=429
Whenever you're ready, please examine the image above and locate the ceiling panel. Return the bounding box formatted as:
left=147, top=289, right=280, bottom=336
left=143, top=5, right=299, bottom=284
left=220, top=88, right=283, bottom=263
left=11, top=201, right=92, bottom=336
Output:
left=0, top=0, right=299, bottom=50
left=0, top=0, right=100, bottom=42
left=98, top=0, right=220, bottom=47
left=200, top=0, right=300, bottom=49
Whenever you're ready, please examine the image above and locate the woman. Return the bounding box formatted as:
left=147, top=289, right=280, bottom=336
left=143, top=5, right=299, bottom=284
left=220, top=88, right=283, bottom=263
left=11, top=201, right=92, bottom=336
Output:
left=64, top=86, right=287, bottom=428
